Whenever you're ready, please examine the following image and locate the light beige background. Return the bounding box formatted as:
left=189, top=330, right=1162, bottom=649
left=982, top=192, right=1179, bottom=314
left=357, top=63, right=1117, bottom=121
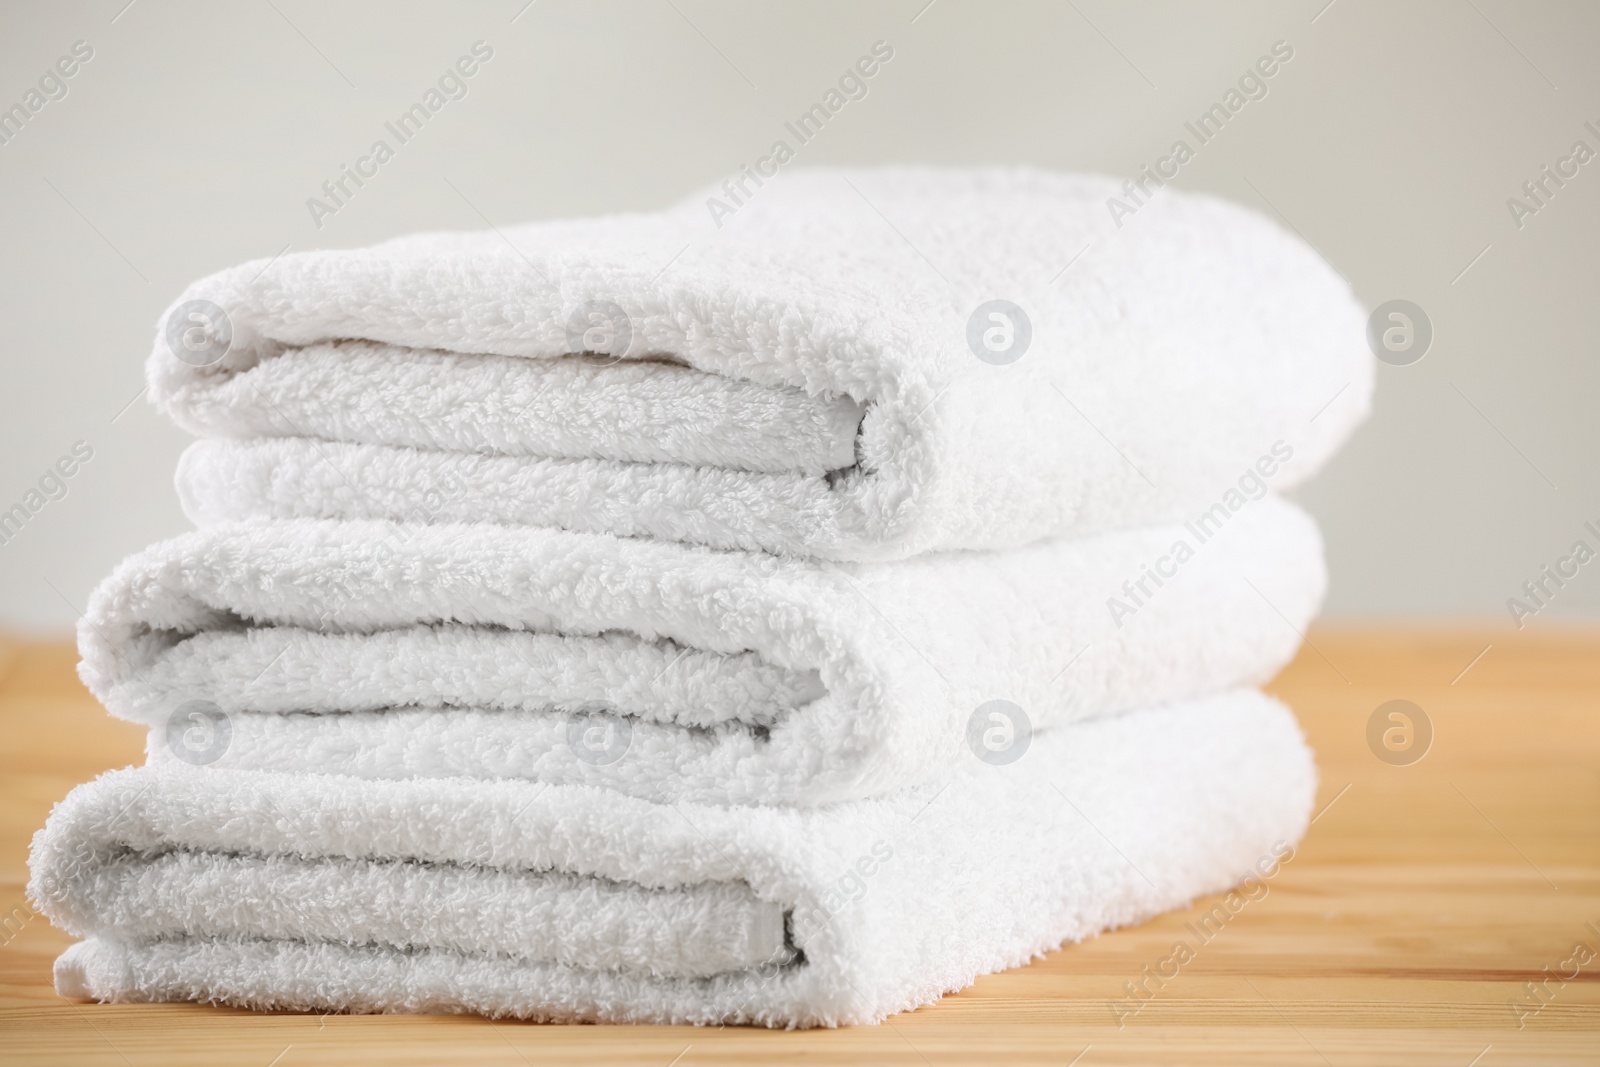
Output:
left=1, top=0, right=1596, bottom=630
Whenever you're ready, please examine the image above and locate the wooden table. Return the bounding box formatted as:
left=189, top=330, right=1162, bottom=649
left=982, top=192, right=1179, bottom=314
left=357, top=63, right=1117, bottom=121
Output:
left=2, top=630, right=1597, bottom=1064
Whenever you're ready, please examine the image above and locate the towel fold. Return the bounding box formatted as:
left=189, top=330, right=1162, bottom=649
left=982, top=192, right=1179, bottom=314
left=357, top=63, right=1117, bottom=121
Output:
left=31, top=689, right=1314, bottom=1027
left=35, top=167, right=1366, bottom=1026
left=153, top=167, right=1370, bottom=560
left=81, top=495, right=1321, bottom=805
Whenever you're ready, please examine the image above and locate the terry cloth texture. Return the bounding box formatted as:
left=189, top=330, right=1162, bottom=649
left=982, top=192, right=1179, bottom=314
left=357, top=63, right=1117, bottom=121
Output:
left=31, top=689, right=1315, bottom=1028
left=152, top=167, right=1371, bottom=560
left=79, top=496, right=1323, bottom=806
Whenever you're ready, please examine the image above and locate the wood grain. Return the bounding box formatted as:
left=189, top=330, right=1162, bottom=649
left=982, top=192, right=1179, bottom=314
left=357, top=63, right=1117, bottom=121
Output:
left=2, top=629, right=1598, bottom=1065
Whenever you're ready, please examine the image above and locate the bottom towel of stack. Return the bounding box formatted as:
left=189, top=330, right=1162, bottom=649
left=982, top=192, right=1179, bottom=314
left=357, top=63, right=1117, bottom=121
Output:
left=30, top=688, right=1312, bottom=1027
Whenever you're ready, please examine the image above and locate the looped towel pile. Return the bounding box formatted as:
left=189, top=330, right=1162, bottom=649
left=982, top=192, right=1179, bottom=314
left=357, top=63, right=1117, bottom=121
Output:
left=30, top=167, right=1371, bottom=1027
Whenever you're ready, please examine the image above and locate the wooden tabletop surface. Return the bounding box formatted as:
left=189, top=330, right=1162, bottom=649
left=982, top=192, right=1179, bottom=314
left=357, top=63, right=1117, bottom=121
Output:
left=2, top=628, right=1597, bottom=1065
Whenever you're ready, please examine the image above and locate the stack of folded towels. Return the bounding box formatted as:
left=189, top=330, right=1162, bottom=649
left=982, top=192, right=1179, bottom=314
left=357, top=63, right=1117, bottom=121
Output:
left=30, top=168, right=1371, bottom=1027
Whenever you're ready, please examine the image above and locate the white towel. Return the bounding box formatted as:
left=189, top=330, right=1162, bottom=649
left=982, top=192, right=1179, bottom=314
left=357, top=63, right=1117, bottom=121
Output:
left=31, top=689, right=1314, bottom=1027
left=152, top=167, right=1371, bottom=560
left=80, top=496, right=1322, bottom=806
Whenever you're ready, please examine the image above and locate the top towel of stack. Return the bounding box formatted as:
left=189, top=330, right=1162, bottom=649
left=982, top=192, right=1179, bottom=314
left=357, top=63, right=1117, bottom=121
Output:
left=151, top=167, right=1370, bottom=561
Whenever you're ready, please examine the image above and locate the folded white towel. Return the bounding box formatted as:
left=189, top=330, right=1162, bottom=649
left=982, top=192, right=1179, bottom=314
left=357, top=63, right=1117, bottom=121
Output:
left=81, top=495, right=1322, bottom=805
left=153, top=167, right=1370, bottom=560
left=31, top=689, right=1314, bottom=1027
